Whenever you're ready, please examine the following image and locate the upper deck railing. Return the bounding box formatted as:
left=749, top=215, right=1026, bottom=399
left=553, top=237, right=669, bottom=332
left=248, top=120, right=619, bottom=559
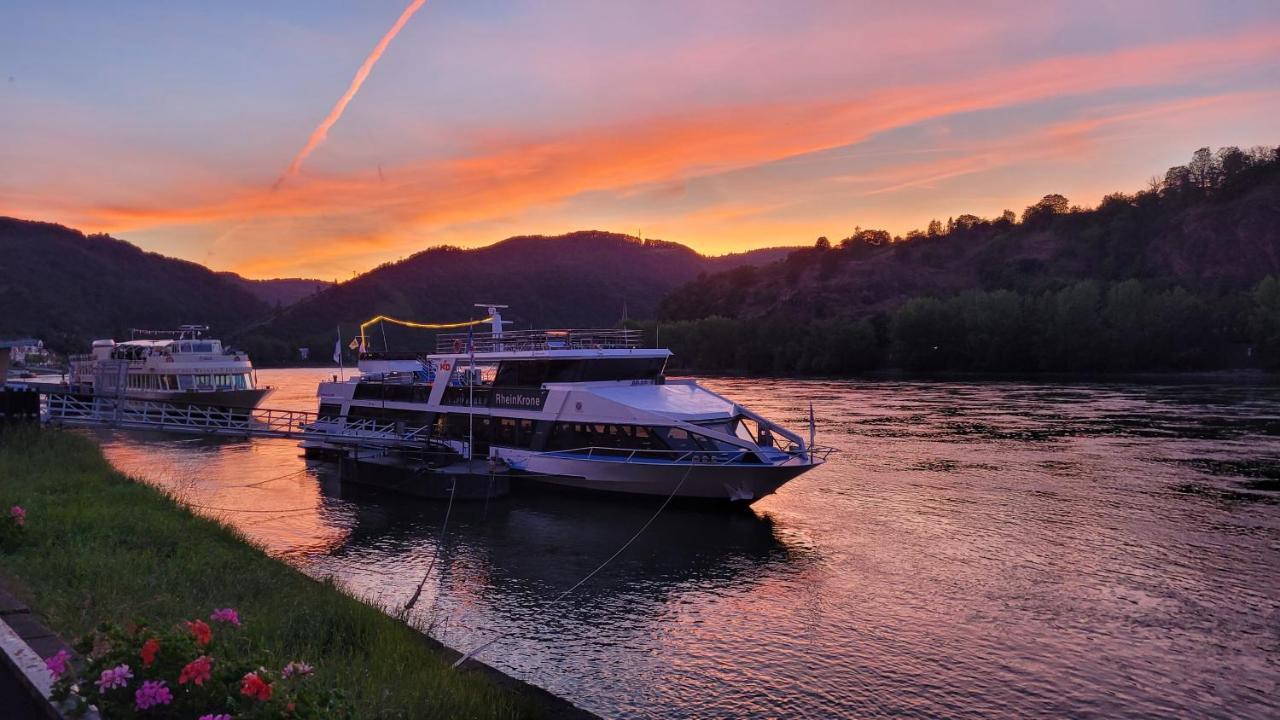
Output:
left=435, top=328, right=643, bottom=354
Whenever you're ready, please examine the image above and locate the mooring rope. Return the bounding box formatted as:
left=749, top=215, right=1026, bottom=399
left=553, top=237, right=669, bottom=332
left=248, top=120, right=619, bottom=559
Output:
left=182, top=502, right=317, bottom=514
left=403, top=476, right=458, bottom=612
left=226, top=467, right=311, bottom=489
left=451, top=461, right=696, bottom=668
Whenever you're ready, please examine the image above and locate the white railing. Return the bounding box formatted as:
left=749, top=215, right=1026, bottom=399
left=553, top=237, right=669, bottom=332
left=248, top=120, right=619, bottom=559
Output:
left=532, top=444, right=835, bottom=466
left=435, top=328, right=642, bottom=354
left=43, top=393, right=433, bottom=449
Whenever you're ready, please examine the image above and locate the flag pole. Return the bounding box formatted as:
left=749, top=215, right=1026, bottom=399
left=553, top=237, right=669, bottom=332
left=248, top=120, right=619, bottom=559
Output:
left=467, top=323, right=475, bottom=463
left=808, top=401, right=816, bottom=450
left=336, top=325, right=344, bottom=382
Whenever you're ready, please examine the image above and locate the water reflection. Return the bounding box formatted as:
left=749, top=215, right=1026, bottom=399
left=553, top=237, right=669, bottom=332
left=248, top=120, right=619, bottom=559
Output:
left=85, top=370, right=1280, bottom=719
left=317, top=486, right=801, bottom=625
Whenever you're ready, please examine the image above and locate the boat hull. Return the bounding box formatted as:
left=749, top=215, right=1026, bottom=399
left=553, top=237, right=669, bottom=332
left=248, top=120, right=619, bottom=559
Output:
left=117, top=387, right=273, bottom=409
left=506, top=452, right=817, bottom=504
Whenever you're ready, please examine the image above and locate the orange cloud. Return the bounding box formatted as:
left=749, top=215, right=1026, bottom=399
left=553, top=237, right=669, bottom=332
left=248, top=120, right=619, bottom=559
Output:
left=41, top=25, right=1280, bottom=276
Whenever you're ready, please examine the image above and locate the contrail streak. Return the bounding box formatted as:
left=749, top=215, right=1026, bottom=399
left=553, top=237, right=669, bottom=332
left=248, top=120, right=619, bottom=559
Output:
left=274, top=0, right=427, bottom=188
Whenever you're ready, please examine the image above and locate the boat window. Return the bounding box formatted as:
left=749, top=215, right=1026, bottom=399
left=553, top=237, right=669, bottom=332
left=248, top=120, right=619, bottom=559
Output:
left=494, top=357, right=667, bottom=386
left=347, top=406, right=431, bottom=426
left=545, top=422, right=668, bottom=454
left=193, top=343, right=214, bottom=353
left=177, top=375, right=194, bottom=389
left=434, top=413, right=492, bottom=448
left=493, top=417, right=536, bottom=448
left=178, top=343, right=190, bottom=353
left=353, top=382, right=430, bottom=403
left=654, top=426, right=700, bottom=451
left=318, top=403, right=342, bottom=419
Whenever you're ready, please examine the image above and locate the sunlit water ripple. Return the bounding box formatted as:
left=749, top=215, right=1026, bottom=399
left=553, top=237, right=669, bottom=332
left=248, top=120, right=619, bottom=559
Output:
left=87, top=369, right=1280, bottom=718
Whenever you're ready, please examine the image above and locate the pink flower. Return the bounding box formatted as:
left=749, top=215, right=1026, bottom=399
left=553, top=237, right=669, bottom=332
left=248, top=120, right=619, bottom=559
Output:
left=179, top=655, right=213, bottom=686
left=45, top=649, right=70, bottom=678
left=134, top=679, right=172, bottom=710
left=95, top=664, right=133, bottom=692
left=9, top=506, right=24, bottom=527
left=198, top=715, right=232, bottom=720
left=281, top=660, right=313, bottom=678
left=209, top=607, right=240, bottom=627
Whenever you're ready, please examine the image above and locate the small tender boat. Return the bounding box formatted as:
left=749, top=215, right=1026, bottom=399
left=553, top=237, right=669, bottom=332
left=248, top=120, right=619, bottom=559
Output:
left=68, top=325, right=270, bottom=408
left=303, top=307, right=829, bottom=504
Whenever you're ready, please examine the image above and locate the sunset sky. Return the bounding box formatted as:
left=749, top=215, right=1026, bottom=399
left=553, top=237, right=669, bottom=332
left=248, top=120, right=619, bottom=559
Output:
left=2, top=1, right=1278, bottom=279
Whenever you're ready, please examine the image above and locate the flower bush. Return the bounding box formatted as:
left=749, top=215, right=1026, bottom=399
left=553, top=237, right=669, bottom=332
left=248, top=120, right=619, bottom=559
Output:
left=51, top=608, right=352, bottom=719
left=0, top=504, right=25, bottom=550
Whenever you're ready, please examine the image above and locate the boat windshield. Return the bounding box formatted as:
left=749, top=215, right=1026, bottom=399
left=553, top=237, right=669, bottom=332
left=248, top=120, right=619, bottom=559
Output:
left=694, top=415, right=776, bottom=447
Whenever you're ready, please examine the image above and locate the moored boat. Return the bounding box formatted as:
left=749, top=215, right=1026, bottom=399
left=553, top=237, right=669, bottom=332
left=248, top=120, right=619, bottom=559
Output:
left=68, top=325, right=270, bottom=408
left=303, top=307, right=829, bottom=504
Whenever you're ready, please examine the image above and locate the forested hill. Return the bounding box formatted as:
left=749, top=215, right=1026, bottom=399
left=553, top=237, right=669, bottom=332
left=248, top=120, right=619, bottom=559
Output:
left=0, top=218, right=270, bottom=351
left=237, top=231, right=788, bottom=363
left=661, top=146, right=1280, bottom=321
left=652, top=146, right=1280, bottom=373
left=217, top=273, right=332, bottom=309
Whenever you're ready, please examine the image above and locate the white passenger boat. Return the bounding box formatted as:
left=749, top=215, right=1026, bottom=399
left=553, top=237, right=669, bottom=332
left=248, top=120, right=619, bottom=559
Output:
left=68, top=326, right=270, bottom=408
left=304, top=307, right=829, bottom=504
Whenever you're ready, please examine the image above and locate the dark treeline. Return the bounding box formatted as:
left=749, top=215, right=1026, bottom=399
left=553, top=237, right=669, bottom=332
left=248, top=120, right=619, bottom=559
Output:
left=655, top=145, right=1280, bottom=374
left=637, top=276, right=1280, bottom=374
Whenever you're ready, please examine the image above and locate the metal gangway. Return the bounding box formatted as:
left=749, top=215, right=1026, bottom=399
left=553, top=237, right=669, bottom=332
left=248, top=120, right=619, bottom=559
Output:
left=42, top=392, right=435, bottom=449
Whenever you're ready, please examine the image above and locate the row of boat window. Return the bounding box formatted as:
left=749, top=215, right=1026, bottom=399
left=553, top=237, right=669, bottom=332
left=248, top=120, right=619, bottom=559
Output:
left=111, top=342, right=218, bottom=360
left=124, top=373, right=251, bottom=390
left=318, top=405, right=752, bottom=459
left=347, top=358, right=668, bottom=403
left=493, top=358, right=667, bottom=386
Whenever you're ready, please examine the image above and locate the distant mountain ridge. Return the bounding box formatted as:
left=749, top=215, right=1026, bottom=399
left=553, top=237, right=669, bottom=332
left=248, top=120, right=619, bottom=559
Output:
left=238, top=231, right=790, bottom=362
left=0, top=217, right=270, bottom=351
left=0, top=218, right=793, bottom=358
left=218, top=273, right=332, bottom=308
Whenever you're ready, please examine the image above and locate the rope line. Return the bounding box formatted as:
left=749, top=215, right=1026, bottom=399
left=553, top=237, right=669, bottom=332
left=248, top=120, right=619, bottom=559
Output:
left=226, top=467, right=311, bottom=488
left=451, top=462, right=696, bottom=668
left=182, top=502, right=317, bottom=514
left=403, top=477, right=459, bottom=612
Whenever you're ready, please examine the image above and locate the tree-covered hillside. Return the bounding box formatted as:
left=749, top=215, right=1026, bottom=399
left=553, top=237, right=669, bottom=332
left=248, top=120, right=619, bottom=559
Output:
left=654, top=146, right=1280, bottom=373
left=0, top=218, right=270, bottom=352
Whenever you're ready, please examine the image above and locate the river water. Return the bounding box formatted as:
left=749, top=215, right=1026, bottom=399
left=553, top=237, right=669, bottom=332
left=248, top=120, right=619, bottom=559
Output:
left=87, top=369, right=1280, bottom=718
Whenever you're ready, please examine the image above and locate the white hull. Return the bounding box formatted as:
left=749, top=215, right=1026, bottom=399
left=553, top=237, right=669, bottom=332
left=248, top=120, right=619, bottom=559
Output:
left=501, top=450, right=816, bottom=503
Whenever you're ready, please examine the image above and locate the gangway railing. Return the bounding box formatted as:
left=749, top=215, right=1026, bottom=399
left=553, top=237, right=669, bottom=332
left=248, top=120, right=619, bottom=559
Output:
left=42, top=393, right=436, bottom=449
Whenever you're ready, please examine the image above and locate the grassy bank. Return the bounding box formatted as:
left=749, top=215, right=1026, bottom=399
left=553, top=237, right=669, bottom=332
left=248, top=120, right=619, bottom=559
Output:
left=0, top=427, right=545, bottom=719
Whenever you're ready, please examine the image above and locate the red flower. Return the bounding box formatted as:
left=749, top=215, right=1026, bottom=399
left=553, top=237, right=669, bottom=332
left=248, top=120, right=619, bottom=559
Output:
left=240, top=672, right=273, bottom=702
left=140, top=638, right=160, bottom=668
left=187, top=619, right=213, bottom=646
left=179, top=655, right=213, bottom=686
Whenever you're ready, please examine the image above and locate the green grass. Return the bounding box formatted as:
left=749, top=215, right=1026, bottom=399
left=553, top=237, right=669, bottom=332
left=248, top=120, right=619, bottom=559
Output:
left=0, top=427, right=547, bottom=719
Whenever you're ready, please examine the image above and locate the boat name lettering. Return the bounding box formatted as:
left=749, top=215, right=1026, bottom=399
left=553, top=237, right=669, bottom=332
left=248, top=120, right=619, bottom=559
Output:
left=491, top=388, right=548, bottom=410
